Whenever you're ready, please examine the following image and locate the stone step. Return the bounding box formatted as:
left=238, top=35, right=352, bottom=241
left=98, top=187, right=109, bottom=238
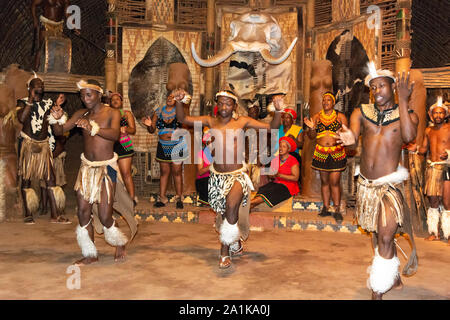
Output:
left=133, top=202, right=364, bottom=234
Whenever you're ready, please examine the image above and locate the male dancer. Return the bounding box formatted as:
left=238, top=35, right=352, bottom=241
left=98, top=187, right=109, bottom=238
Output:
left=416, top=97, right=450, bottom=243
left=337, top=63, right=419, bottom=299
left=51, top=79, right=136, bottom=265
left=17, top=74, right=67, bottom=224
left=31, top=0, right=80, bottom=70
left=174, top=89, right=284, bottom=269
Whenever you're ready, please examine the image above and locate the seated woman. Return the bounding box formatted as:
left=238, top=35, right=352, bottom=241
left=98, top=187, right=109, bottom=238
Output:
left=304, top=92, right=348, bottom=222
left=279, top=108, right=303, bottom=164
left=195, top=129, right=212, bottom=206
left=250, top=136, right=300, bottom=209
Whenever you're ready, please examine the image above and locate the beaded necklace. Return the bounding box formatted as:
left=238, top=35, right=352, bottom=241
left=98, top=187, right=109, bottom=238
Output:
left=319, top=109, right=337, bottom=126
left=161, top=105, right=176, bottom=121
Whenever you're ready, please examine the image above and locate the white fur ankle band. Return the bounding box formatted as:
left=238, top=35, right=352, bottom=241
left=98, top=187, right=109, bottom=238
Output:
left=426, top=207, right=440, bottom=236
left=103, top=220, right=128, bottom=247
left=76, top=222, right=97, bottom=258
left=441, top=210, right=450, bottom=240
left=89, top=120, right=100, bottom=136
left=23, top=188, right=39, bottom=214
left=219, top=219, right=240, bottom=246
left=367, top=248, right=400, bottom=294
left=48, top=186, right=66, bottom=213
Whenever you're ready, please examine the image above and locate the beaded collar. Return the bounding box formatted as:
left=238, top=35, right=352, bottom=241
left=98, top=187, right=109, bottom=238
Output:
left=319, top=109, right=337, bottom=126
left=360, top=103, right=412, bottom=126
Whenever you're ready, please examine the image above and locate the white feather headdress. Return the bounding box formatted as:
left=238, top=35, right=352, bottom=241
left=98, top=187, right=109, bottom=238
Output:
left=26, top=71, right=44, bottom=88
left=429, top=96, right=448, bottom=115
left=364, top=61, right=396, bottom=87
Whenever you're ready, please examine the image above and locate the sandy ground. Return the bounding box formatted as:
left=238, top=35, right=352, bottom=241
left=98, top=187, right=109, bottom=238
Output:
left=0, top=215, right=448, bottom=300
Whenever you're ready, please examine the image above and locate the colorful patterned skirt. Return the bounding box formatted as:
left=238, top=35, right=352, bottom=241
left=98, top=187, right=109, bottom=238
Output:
left=114, top=133, right=134, bottom=159
left=156, top=137, right=189, bottom=163
left=311, top=144, right=347, bottom=172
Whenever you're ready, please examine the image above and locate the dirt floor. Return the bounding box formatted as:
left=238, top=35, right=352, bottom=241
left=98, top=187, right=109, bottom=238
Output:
left=0, top=213, right=448, bottom=300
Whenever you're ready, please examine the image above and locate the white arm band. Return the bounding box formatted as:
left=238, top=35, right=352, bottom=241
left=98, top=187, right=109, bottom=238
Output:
left=181, top=94, right=192, bottom=104
left=48, top=113, right=68, bottom=125
left=89, top=120, right=100, bottom=136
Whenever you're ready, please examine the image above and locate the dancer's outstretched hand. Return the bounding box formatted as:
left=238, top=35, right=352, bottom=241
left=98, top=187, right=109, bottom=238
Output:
left=141, top=116, right=152, bottom=127
left=304, top=117, right=314, bottom=129
left=76, top=118, right=91, bottom=132
left=272, top=95, right=286, bottom=112
left=172, top=88, right=186, bottom=102
left=50, top=105, right=63, bottom=120
left=396, top=71, right=415, bottom=102
left=336, top=124, right=355, bottom=146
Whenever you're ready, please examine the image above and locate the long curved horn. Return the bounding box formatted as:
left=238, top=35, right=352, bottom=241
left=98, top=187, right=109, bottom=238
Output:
left=191, top=43, right=235, bottom=67
left=260, top=37, right=298, bottom=65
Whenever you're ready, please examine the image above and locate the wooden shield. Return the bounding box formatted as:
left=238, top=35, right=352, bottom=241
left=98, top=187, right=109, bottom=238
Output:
left=128, top=37, right=193, bottom=126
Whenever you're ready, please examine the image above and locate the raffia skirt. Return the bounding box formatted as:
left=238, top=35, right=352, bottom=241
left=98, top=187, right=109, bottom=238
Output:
left=424, top=162, right=447, bottom=197
left=18, top=131, right=53, bottom=181
left=53, top=151, right=67, bottom=187
left=356, top=167, right=409, bottom=233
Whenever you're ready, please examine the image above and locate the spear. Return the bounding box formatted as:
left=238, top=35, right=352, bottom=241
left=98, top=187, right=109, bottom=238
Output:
left=64, top=30, right=106, bottom=54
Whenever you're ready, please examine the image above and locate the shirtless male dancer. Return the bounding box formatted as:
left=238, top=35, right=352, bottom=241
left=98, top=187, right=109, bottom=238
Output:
left=51, top=79, right=130, bottom=265
left=337, top=64, right=419, bottom=299
left=175, top=89, right=284, bottom=269
left=416, top=97, right=450, bottom=244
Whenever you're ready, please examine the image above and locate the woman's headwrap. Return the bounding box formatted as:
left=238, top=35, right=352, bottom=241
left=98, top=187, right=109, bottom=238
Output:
left=429, top=96, right=448, bottom=116
left=283, top=108, right=297, bottom=120
left=215, top=90, right=238, bottom=103
left=279, top=136, right=297, bottom=153
left=76, top=80, right=104, bottom=95
left=322, top=92, right=336, bottom=104
left=364, top=61, right=396, bottom=87
left=110, top=92, right=123, bottom=100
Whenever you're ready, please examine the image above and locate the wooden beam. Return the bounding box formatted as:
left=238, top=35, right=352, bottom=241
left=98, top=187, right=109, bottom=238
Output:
left=0, top=72, right=105, bottom=93
left=418, top=66, right=450, bottom=89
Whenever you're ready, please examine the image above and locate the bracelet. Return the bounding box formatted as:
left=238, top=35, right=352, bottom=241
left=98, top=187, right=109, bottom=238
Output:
left=48, top=113, right=67, bottom=125
left=89, top=120, right=100, bottom=136
left=181, top=94, right=192, bottom=104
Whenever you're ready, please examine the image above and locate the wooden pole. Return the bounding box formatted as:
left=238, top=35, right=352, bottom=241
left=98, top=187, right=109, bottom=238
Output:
left=395, top=0, right=428, bottom=235
left=204, top=0, right=215, bottom=113
left=303, top=0, right=315, bottom=103
left=105, top=2, right=117, bottom=93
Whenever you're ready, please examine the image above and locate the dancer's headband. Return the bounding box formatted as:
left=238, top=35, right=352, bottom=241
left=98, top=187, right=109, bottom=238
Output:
left=215, top=90, right=238, bottom=103
left=323, top=92, right=336, bottom=104
left=77, top=80, right=104, bottom=95
left=429, top=96, right=448, bottom=116
left=364, top=61, right=396, bottom=87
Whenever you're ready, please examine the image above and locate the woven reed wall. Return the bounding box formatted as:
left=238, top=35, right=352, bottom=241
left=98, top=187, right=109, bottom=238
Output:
left=315, top=0, right=332, bottom=27
left=0, top=0, right=107, bottom=76
left=410, top=0, right=450, bottom=68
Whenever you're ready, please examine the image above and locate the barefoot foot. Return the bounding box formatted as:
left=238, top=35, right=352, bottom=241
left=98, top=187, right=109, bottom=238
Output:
left=74, top=256, right=98, bottom=266
left=115, top=245, right=126, bottom=262
left=371, top=291, right=383, bottom=300
left=393, top=276, right=403, bottom=290
left=425, top=235, right=439, bottom=241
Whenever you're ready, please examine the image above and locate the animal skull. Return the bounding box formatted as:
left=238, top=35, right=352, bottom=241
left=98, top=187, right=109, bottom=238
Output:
left=191, top=12, right=297, bottom=67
